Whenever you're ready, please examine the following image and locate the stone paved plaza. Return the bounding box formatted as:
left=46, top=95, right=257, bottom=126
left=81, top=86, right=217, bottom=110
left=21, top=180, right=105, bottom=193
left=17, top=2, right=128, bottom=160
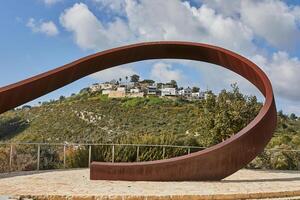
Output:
left=0, top=169, right=300, bottom=199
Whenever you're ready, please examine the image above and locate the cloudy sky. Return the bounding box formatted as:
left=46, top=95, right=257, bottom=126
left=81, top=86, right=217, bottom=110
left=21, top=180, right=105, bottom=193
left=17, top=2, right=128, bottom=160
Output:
left=0, top=0, right=300, bottom=114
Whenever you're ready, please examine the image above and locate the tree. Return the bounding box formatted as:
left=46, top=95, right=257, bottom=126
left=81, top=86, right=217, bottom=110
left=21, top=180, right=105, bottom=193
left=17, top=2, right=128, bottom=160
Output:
left=130, top=74, right=140, bottom=83
left=140, top=79, right=155, bottom=84
left=290, top=113, right=297, bottom=120
left=59, top=95, right=65, bottom=101
left=125, top=76, right=128, bottom=83
left=169, top=80, right=178, bottom=88
left=80, top=88, right=89, bottom=94
left=110, top=79, right=117, bottom=85
left=157, top=83, right=163, bottom=89
left=22, top=105, right=31, bottom=110
left=192, top=87, right=200, bottom=93
left=119, top=78, right=122, bottom=83
left=278, top=110, right=288, bottom=120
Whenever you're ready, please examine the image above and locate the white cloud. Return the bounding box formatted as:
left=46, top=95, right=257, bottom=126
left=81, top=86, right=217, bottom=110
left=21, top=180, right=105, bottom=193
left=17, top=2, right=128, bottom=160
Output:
left=44, top=0, right=63, bottom=6
left=90, top=65, right=137, bottom=82
left=200, top=0, right=300, bottom=50
left=60, top=3, right=132, bottom=50
left=60, top=1, right=256, bottom=54
left=240, top=0, right=300, bottom=50
left=92, top=0, right=126, bottom=15
left=199, top=0, right=241, bottom=18
left=59, top=0, right=300, bottom=107
left=27, top=18, right=59, bottom=36
left=150, top=62, right=184, bottom=83
left=255, top=52, right=300, bottom=101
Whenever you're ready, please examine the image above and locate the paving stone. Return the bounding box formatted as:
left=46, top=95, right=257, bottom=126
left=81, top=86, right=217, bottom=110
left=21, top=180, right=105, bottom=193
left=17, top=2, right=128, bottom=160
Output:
left=0, top=169, right=299, bottom=199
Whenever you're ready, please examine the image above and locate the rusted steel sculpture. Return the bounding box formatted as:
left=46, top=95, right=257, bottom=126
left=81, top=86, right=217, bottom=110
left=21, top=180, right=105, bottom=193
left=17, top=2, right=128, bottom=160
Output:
left=0, top=42, right=277, bottom=181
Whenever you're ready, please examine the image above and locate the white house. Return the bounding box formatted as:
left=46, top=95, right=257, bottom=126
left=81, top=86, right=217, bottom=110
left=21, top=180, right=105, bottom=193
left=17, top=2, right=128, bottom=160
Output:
left=147, top=85, right=157, bottom=95
left=178, top=87, right=192, bottom=97
left=161, top=88, right=177, bottom=96
left=90, top=83, right=113, bottom=92
left=89, top=84, right=101, bottom=92
left=102, top=89, right=112, bottom=95
left=191, top=92, right=205, bottom=99
left=100, top=83, right=113, bottom=90
left=130, top=88, right=140, bottom=93
left=117, top=86, right=126, bottom=92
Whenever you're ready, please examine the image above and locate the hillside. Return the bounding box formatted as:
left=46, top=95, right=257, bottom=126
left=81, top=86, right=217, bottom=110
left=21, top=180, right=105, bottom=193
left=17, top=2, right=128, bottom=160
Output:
left=0, top=85, right=261, bottom=146
left=0, top=85, right=299, bottom=170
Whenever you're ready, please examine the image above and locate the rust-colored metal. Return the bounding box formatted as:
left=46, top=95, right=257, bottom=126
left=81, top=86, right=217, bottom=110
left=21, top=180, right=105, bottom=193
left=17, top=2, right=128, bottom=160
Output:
left=0, top=42, right=277, bottom=181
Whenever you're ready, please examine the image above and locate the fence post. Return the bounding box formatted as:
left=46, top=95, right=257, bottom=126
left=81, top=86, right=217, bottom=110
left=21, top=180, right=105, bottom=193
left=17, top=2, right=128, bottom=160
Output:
left=9, top=144, right=13, bottom=172
left=162, top=147, right=166, bottom=159
left=136, top=146, right=140, bottom=162
left=88, top=145, right=92, bottom=168
left=63, top=144, right=66, bottom=168
left=112, top=145, right=115, bottom=163
left=188, top=148, right=191, bottom=154
left=37, top=144, right=40, bottom=171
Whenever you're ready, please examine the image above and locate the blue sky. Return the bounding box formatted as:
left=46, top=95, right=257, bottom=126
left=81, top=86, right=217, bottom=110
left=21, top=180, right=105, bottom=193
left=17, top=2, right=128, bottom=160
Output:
left=0, top=0, right=300, bottom=114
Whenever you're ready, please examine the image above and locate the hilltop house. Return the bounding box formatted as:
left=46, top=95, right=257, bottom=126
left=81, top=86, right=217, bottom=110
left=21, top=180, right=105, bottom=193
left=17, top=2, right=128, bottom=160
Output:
left=191, top=91, right=205, bottom=99
left=128, top=88, right=144, bottom=97
left=90, top=83, right=114, bottom=92
left=147, top=85, right=158, bottom=95
left=178, top=87, right=192, bottom=97
left=161, top=87, right=177, bottom=96
left=90, top=77, right=205, bottom=100
left=102, top=89, right=112, bottom=95
left=130, top=88, right=141, bottom=93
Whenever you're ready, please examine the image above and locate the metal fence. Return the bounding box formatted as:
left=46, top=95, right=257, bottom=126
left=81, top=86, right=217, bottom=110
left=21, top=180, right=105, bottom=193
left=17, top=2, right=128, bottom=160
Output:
left=0, top=142, right=299, bottom=173
left=0, top=142, right=205, bottom=172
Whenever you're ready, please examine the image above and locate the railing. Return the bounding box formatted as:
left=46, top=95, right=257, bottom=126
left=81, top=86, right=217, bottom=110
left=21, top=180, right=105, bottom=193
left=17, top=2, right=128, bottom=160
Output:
left=0, top=142, right=206, bottom=172
left=0, top=142, right=299, bottom=173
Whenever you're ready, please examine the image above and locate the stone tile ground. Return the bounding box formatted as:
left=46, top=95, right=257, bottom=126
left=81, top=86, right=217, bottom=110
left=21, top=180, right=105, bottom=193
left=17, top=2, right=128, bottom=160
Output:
left=0, top=169, right=299, bottom=199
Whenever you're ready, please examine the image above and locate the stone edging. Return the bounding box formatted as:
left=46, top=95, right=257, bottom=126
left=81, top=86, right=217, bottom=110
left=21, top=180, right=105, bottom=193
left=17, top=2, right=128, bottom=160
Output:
left=16, top=190, right=300, bottom=200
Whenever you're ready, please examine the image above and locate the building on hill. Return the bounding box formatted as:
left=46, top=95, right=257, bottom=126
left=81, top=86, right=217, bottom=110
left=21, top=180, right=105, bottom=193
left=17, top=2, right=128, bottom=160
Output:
left=128, top=87, right=144, bottom=97
left=90, top=84, right=101, bottom=92
left=89, top=78, right=206, bottom=100
left=178, top=87, right=192, bottom=97
left=100, top=83, right=113, bottom=90
left=108, top=90, right=126, bottom=98
left=161, top=87, right=177, bottom=96
left=130, top=88, right=141, bottom=93
left=90, top=83, right=113, bottom=92
left=102, top=89, right=112, bottom=95
left=147, top=85, right=158, bottom=96
left=191, top=91, right=205, bottom=99
left=117, top=86, right=126, bottom=92
left=124, top=82, right=135, bottom=90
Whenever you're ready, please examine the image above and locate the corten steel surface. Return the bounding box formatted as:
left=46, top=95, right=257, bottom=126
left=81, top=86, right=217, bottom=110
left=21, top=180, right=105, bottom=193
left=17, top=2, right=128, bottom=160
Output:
left=0, top=42, right=277, bottom=181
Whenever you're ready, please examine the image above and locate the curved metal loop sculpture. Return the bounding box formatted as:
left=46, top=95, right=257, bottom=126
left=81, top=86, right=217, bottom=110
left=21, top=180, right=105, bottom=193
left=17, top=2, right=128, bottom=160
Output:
left=0, top=42, right=277, bottom=181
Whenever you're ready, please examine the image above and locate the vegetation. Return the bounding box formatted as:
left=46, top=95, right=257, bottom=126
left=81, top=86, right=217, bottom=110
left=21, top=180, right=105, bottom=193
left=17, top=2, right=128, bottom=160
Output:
left=0, top=84, right=299, bottom=172
left=130, top=74, right=140, bottom=83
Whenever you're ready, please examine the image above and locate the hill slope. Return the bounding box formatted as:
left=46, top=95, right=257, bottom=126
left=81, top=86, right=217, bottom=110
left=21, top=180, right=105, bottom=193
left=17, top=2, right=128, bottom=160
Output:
left=0, top=86, right=261, bottom=147
left=0, top=86, right=299, bottom=170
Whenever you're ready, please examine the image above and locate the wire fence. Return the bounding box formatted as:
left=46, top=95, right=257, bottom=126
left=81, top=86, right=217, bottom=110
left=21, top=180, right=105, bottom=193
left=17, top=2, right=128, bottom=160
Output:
left=0, top=142, right=299, bottom=173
